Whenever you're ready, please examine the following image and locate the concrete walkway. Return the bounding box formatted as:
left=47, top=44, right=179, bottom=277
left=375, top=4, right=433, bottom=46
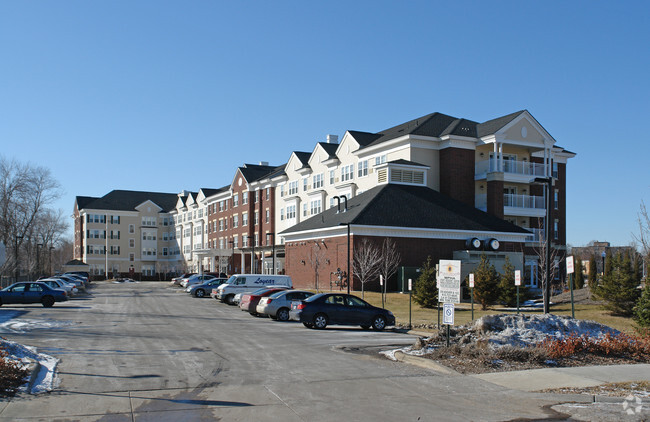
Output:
left=472, top=363, right=650, bottom=392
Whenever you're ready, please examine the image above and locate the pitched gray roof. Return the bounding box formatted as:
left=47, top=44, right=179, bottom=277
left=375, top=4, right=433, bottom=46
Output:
left=76, top=190, right=179, bottom=213
left=476, top=110, right=526, bottom=138
left=281, top=184, right=530, bottom=236
left=239, top=164, right=279, bottom=183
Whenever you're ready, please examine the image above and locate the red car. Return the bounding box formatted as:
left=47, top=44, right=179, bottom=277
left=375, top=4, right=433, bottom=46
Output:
left=239, top=287, right=289, bottom=316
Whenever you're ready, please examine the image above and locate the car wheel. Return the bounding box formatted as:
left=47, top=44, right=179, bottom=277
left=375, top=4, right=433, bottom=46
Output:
left=42, top=296, right=55, bottom=308
left=360, top=325, right=370, bottom=330
left=303, top=322, right=314, bottom=328
left=313, top=313, right=328, bottom=329
left=276, top=308, right=290, bottom=322
left=371, top=315, right=386, bottom=331
left=225, top=295, right=235, bottom=305
left=195, top=289, right=205, bottom=298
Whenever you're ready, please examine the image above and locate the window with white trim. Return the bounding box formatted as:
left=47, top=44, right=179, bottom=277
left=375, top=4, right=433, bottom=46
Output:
left=357, top=160, right=368, bottom=177
left=313, top=173, right=324, bottom=189
left=341, top=164, right=354, bottom=182
left=310, top=199, right=322, bottom=215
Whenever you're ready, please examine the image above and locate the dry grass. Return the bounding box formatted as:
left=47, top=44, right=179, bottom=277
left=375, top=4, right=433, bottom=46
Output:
left=330, top=289, right=638, bottom=334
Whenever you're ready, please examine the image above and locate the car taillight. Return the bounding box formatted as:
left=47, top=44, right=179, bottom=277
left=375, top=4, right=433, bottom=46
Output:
left=265, top=298, right=272, bottom=304
left=297, top=303, right=305, bottom=310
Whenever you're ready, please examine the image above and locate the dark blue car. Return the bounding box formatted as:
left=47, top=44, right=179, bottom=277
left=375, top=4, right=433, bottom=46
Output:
left=289, top=293, right=395, bottom=330
left=0, top=282, right=69, bottom=307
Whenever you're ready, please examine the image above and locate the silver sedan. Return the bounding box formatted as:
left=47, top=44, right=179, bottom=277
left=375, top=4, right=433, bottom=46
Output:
left=256, top=290, right=314, bottom=321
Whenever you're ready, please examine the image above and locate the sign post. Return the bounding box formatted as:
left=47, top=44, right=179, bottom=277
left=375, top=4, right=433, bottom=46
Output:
left=515, top=270, right=521, bottom=314
left=443, top=303, right=454, bottom=347
left=408, top=278, right=412, bottom=330
left=566, top=256, right=575, bottom=318
left=469, top=273, right=475, bottom=321
left=438, top=260, right=461, bottom=347
left=380, top=275, right=384, bottom=309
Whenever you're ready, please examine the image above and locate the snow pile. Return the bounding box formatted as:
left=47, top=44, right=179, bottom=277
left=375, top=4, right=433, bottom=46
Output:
left=1, top=338, right=59, bottom=394
left=474, top=314, right=620, bottom=347
left=0, top=318, right=75, bottom=333
left=383, top=314, right=620, bottom=360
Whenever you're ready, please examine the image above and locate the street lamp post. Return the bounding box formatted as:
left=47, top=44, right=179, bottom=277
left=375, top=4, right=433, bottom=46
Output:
left=601, top=251, right=606, bottom=277
left=15, top=235, right=23, bottom=282
left=229, top=239, right=235, bottom=274
left=248, top=236, right=255, bottom=273
left=36, top=243, right=43, bottom=279
left=266, top=233, right=275, bottom=274
left=532, top=176, right=555, bottom=314
left=49, top=245, right=55, bottom=276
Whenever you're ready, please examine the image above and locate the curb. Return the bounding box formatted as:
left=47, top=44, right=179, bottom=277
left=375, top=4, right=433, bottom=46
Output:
left=393, top=351, right=460, bottom=375
left=23, top=357, right=41, bottom=393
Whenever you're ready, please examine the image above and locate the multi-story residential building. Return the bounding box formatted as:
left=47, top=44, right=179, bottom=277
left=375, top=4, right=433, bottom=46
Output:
left=73, top=190, right=181, bottom=278
left=277, top=110, right=575, bottom=290
left=73, top=110, right=574, bottom=288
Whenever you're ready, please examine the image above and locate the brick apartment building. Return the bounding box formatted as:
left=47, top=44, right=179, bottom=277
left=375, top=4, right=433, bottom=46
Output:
left=74, top=110, right=574, bottom=287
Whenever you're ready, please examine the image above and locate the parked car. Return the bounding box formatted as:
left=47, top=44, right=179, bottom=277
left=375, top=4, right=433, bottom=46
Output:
left=0, top=282, right=69, bottom=307
left=180, top=274, right=217, bottom=289
left=256, top=290, right=314, bottom=321
left=170, top=273, right=195, bottom=286
left=187, top=278, right=228, bottom=298
left=239, top=288, right=289, bottom=316
left=63, top=272, right=90, bottom=286
left=289, top=293, right=395, bottom=330
left=214, top=274, right=292, bottom=305
left=56, top=275, right=86, bottom=292
left=39, top=278, right=78, bottom=296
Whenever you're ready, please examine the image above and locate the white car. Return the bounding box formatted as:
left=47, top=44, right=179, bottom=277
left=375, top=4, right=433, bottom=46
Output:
left=39, top=278, right=78, bottom=296
left=180, top=274, right=217, bottom=288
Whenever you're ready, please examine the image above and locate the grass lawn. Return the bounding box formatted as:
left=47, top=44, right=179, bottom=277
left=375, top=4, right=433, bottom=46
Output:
left=341, top=289, right=638, bottom=334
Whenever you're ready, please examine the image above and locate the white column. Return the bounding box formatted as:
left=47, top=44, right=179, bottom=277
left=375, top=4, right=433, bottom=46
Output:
left=498, top=143, right=504, bottom=172
left=493, top=142, right=498, bottom=171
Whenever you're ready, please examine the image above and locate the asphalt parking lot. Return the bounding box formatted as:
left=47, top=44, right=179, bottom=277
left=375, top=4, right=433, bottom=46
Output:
left=0, top=281, right=629, bottom=421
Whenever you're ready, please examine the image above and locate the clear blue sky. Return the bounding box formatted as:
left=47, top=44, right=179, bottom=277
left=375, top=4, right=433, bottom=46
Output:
left=1, top=1, right=649, bottom=248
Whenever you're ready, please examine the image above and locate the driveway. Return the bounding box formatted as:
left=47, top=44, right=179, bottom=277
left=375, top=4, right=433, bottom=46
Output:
left=0, top=281, right=591, bottom=421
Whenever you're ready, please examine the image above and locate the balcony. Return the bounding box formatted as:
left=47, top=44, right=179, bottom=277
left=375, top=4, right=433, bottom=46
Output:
left=475, top=193, right=546, bottom=218
left=475, top=158, right=546, bottom=182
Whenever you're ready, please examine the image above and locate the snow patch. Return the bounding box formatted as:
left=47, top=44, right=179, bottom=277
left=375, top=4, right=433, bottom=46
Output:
left=0, top=319, right=75, bottom=333
left=383, top=314, right=620, bottom=360
left=1, top=338, right=59, bottom=394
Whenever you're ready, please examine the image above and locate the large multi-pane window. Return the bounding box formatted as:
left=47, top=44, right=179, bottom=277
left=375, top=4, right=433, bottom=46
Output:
left=329, top=170, right=335, bottom=184
left=313, top=173, right=324, bottom=189
left=310, top=199, right=322, bottom=215
left=288, top=181, right=298, bottom=195
left=86, top=214, right=105, bottom=223
left=358, top=160, right=368, bottom=177
left=286, top=205, right=296, bottom=219
left=374, top=155, right=387, bottom=166
left=242, top=212, right=248, bottom=226
left=110, top=215, right=120, bottom=224
left=142, top=217, right=157, bottom=227
left=341, top=165, right=354, bottom=181
left=242, top=191, right=248, bottom=205
left=233, top=215, right=239, bottom=228
left=87, top=229, right=105, bottom=239
left=233, top=193, right=239, bottom=207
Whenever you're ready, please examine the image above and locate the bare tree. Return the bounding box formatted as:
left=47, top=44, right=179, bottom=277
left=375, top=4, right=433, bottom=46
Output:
left=378, top=238, right=401, bottom=302
left=634, top=201, right=650, bottom=279
left=0, top=157, right=63, bottom=278
left=352, top=238, right=381, bottom=299
left=532, top=217, right=562, bottom=310
left=306, top=241, right=328, bottom=291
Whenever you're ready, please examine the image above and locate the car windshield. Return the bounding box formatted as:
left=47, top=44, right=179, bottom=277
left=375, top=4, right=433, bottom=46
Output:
left=305, top=293, right=326, bottom=302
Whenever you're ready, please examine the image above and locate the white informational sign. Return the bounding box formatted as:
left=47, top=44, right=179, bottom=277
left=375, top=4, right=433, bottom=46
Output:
left=469, top=273, right=474, bottom=288
left=514, top=270, right=521, bottom=286
left=566, top=256, right=574, bottom=274
left=380, top=275, right=383, bottom=286
left=438, top=260, right=461, bottom=304
left=443, top=303, right=454, bottom=325
left=408, top=278, right=412, bottom=291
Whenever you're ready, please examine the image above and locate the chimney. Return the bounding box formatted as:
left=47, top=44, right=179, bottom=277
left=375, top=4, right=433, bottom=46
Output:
left=259, top=161, right=269, bottom=166
left=327, top=134, right=338, bottom=144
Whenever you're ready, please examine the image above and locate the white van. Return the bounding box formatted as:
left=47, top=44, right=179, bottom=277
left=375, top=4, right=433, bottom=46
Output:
left=214, top=274, right=292, bottom=305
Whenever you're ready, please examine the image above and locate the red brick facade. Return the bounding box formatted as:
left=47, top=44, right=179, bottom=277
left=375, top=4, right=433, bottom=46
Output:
left=439, top=148, right=475, bottom=207
left=285, top=234, right=525, bottom=292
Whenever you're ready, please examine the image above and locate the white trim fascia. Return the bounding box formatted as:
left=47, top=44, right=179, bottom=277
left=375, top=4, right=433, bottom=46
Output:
left=355, top=134, right=414, bottom=156
left=439, top=137, right=477, bottom=150
left=498, top=111, right=558, bottom=145
left=385, top=161, right=430, bottom=170
left=135, top=200, right=163, bottom=212
left=356, top=143, right=411, bottom=160
left=335, top=182, right=357, bottom=191
left=80, top=209, right=140, bottom=217
left=296, top=166, right=312, bottom=176
left=306, top=189, right=327, bottom=198
left=283, top=223, right=530, bottom=243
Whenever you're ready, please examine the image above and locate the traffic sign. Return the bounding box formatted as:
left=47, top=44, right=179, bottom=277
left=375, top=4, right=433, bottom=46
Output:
left=443, top=303, right=454, bottom=325
left=566, top=256, right=574, bottom=274
left=469, top=273, right=474, bottom=288
left=514, top=270, right=521, bottom=286
left=438, top=260, right=461, bottom=304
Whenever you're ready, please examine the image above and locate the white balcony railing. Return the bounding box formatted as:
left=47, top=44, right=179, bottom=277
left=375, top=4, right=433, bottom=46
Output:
left=525, top=228, right=544, bottom=243
left=476, top=159, right=546, bottom=177
left=504, top=194, right=545, bottom=209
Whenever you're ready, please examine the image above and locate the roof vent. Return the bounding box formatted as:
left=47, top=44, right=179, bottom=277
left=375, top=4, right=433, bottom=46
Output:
left=259, top=161, right=269, bottom=166
left=327, top=134, right=338, bottom=144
